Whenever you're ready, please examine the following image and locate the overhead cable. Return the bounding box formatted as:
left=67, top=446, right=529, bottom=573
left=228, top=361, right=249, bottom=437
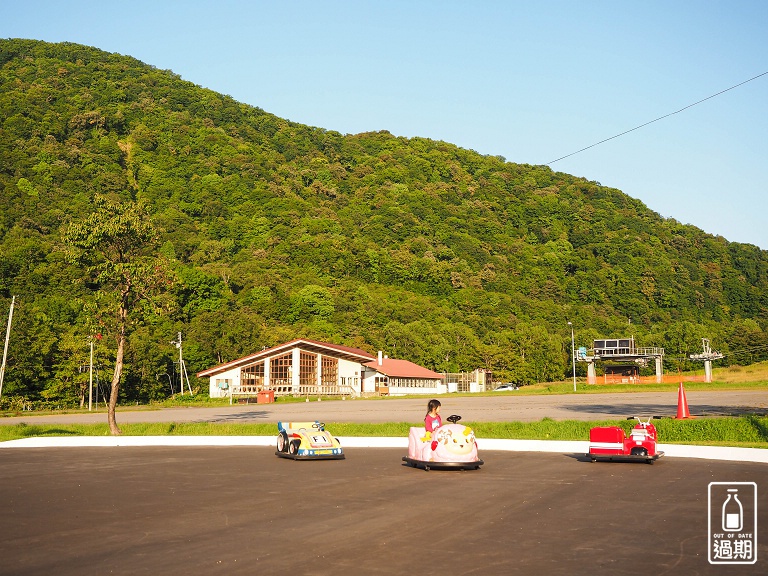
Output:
left=548, top=71, right=768, bottom=165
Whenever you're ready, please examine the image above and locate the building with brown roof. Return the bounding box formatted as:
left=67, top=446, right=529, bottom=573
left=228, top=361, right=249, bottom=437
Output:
left=362, top=353, right=445, bottom=396
left=196, top=339, right=450, bottom=400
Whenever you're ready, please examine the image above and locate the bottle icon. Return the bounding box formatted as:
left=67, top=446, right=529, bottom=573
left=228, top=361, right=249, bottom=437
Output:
left=722, top=488, right=743, bottom=532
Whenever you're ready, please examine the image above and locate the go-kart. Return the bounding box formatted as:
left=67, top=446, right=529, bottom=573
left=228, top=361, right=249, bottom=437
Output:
left=588, top=416, right=664, bottom=464
left=402, top=414, right=483, bottom=471
left=275, top=421, right=345, bottom=460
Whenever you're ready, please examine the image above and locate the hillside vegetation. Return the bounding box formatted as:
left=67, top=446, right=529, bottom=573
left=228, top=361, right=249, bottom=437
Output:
left=1, top=39, right=767, bottom=408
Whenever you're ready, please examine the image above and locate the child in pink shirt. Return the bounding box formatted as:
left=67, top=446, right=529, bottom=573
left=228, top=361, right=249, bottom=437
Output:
left=425, top=399, right=442, bottom=432
left=424, top=399, right=442, bottom=450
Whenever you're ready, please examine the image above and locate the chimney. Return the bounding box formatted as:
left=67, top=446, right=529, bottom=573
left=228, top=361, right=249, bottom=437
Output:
left=378, top=351, right=383, bottom=366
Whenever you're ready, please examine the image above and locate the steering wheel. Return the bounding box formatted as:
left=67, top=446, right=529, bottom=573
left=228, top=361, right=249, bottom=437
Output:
left=314, top=422, right=325, bottom=430
left=446, top=414, right=461, bottom=424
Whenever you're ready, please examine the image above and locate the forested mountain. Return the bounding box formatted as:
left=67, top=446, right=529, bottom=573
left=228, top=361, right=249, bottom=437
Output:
left=1, top=39, right=767, bottom=407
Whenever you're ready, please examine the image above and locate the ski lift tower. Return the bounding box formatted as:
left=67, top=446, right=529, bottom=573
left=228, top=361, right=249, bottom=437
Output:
left=577, top=337, right=665, bottom=384
left=689, top=338, right=723, bottom=383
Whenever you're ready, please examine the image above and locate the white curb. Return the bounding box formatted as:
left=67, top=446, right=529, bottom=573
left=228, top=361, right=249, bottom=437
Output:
left=0, top=436, right=274, bottom=448
left=0, top=436, right=766, bottom=463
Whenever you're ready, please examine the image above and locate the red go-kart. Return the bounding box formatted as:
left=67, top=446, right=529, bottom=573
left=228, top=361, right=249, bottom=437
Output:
left=588, top=416, right=664, bottom=464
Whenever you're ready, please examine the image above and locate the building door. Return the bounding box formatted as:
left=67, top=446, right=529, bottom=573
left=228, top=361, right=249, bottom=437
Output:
left=375, top=376, right=389, bottom=396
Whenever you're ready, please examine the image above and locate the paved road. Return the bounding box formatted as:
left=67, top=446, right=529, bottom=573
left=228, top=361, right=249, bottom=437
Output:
left=0, top=446, right=764, bottom=575
left=1, top=389, right=766, bottom=426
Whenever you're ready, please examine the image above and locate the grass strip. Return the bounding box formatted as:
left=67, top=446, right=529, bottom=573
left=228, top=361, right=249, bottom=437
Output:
left=2, top=416, right=767, bottom=448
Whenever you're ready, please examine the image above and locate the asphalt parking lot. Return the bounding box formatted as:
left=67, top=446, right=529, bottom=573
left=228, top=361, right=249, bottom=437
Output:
left=1, top=446, right=765, bottom=575
left=1, top=389, right=766, bottom=426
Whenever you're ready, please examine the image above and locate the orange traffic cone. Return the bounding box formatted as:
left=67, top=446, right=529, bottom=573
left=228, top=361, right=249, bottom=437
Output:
left=676, top=382, right=693, bottom=419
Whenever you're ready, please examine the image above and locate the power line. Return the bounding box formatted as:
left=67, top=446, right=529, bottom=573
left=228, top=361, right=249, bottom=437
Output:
left=548, top=71, right=768, bottom=165
left=720, top=344, right=768, bottom=360
left=666, top=343, right=768, bottom=363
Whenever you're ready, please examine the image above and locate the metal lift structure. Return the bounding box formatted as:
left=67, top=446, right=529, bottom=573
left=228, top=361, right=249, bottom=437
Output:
left=576, top=337, right=665, bottom=384
left=688, top=338, right=723, bottom=383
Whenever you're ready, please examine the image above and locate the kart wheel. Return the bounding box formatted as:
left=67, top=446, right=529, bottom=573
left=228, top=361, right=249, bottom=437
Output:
left=288, top=440, right=300, bottom=455
left=277, top=432, right=289, bottom=452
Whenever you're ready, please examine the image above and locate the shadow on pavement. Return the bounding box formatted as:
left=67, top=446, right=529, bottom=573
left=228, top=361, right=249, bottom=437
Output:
left=204, top=410, right=271, bottom=422
left=561, top=403, right=767, bottom=418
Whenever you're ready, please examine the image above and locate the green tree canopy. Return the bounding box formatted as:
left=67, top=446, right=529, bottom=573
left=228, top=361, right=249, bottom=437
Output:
left=0, top=38, right=766, bottom=407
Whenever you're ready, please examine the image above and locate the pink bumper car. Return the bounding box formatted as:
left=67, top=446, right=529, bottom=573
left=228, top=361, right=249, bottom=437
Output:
left=402, top=415, right=484, bottom=471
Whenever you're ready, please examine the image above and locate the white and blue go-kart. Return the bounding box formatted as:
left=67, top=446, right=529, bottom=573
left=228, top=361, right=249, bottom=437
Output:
left=275, top=421, right=345, bottom=460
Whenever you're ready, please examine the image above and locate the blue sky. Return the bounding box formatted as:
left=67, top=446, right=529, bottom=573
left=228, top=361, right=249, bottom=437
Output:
left=3, top=1, right=767, bottom=248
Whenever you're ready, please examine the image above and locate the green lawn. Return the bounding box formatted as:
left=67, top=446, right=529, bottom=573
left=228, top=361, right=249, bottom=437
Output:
left=2, top=416, right=767, bottom=448
left=2, top=362, right=767, bottom=447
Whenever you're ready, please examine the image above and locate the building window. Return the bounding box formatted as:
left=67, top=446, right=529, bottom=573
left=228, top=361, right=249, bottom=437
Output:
left=299, top=352, right=317, bottom=392
left=241, top=361, right=264, bottom=391
left=271, top=352, right=292, bottom=390
left=322, top=356, right=338, bottom=388
left=389, top=378, right=439, bottom=388
left=216, top=378, right=230, bottom=390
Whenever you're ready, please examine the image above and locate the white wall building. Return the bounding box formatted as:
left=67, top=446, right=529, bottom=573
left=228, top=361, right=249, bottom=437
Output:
left=197, top=339, right=486, bottom=401
left=361, top=352, right=445, bottom=396
left=197, top=339, right=375, bottom=401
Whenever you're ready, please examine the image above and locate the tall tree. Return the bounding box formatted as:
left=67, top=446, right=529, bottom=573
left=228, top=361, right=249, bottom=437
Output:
left=65, top=195, right=172, bottom=434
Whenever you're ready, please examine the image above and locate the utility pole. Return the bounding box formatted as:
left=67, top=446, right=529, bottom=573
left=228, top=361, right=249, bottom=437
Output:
left=88, top=333, right=102, bottom=411
left=0, top=296, right=16, bottom=401
left=89, top=337, right=94, bottom=411
left=568, top=321, right=576, bottom=392
left=171, top=332, right=193, bottom=395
